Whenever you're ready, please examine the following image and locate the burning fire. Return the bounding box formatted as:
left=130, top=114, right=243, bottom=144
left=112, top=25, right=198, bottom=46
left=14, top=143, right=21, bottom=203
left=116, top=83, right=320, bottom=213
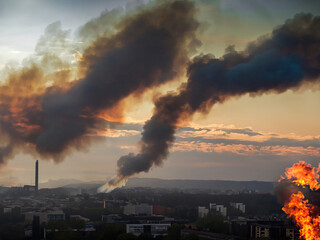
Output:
left=280, top=161, right=320, bottom=240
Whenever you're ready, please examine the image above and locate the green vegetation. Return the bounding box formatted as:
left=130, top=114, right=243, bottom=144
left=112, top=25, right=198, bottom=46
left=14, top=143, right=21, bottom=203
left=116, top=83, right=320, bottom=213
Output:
left=69, top=217, right=86, bottom=230
left=0, top=223, right=24, bottom=240
left=97, top=223, right=126, bottom=240
left=117, top=233, right=139, bottom=240
left=195, top=212, right=228, bottom=234
left=183, top=233, right=199, bottom=240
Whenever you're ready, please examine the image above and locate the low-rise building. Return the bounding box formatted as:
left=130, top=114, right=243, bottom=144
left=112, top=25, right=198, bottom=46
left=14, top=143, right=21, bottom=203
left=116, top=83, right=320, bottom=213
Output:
left=254, top=224, right=270, bottom=238
left=70, top=215, right=90, bottom=222
left=230, top=202, right=246, bottom=213
left=209, top=203, right=216, bottom=210
left=250, top=222, right=298, bottom=240
left=123, top=203, right=153, bottom=215
left=153, top=205, right=172, bottom=215
left=198, top=206, right=209, bottom=218
left=214, top=205, right=227, bottom=217
left=209, top=203, right=227, bottom=217
left=126, top=223, right=171, bottom=237
left=101, top=214, right=123, bottom=224
left=47, top=210, right=65, bottom=221
left=25, top=210, right=65, bottom=224
left=3, top=207, right=12, bottom=214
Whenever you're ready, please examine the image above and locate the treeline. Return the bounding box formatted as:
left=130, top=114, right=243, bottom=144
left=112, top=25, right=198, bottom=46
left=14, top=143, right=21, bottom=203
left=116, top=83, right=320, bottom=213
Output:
left=104, top=189, right=283, bottom=216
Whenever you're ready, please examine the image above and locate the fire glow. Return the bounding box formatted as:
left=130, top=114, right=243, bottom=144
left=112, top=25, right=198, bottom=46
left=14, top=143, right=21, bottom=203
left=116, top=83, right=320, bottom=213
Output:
left=280, top=161, right=320, bottom=240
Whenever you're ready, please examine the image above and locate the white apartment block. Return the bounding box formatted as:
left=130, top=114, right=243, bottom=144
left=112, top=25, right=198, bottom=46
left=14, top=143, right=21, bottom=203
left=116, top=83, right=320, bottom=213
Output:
left=198, top=206, right=209, bottom=218
left=230, top=202, right=246, bottom=213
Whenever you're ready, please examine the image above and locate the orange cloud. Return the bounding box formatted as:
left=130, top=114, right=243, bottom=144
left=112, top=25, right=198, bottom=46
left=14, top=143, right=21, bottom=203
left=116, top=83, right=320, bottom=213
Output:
left=89, top=129, right=140, bottom=138
left=172, top=141, right=320, bottom=156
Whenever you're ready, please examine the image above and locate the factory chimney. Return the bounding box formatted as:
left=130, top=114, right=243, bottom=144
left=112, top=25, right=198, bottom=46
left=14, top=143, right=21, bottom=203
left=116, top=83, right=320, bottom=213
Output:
left=35, top=160, right=39, bottom=193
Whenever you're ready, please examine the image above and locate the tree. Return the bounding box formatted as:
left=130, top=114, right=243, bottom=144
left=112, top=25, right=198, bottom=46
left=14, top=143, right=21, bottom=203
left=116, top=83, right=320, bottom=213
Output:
left=196, top=212, right=228, bottom=233
left=0, top=223, right=24, bottom=240
left=98, top=223, right=126, bottom=240
left=117, top=233, right=139, bottom=240
left=69, top=217, right=86, bottom=230
left=46, top=220, right=70, bottom=231
left=164, top=224, right=181, bottom=240
left=46, top=231, right=82, bottom=240
left=138, top=233, right=153, bottom=240
left=183, top=233, right=199, bottom=240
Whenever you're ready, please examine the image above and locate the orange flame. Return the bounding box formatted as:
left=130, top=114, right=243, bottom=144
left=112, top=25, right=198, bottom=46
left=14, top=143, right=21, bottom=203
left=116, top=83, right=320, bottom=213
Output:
left=281, top=161, right=320, bottom=240
left=282, top=161, right=320, bottom=190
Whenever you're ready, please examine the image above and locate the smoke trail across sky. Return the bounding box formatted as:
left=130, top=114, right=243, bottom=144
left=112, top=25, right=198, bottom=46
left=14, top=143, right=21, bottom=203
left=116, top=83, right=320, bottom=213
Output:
left=100, top=13, right=320, bottom=191
left=0, top=1, right=199, bottom=164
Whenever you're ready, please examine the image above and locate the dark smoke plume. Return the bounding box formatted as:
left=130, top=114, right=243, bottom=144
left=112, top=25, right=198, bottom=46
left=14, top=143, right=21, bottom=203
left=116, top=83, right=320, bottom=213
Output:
left=274, top=180, right=301, bottom=205
left=0, top=1, right=199, bottom=163
left=103, top=13, right=320, bottom=190
left=275, top=179, right=320, bottom=211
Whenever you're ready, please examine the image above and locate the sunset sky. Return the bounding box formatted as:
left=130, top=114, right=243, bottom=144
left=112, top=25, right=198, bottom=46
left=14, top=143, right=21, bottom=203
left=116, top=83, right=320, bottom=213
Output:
left=0, top=0, right=320, bottom=187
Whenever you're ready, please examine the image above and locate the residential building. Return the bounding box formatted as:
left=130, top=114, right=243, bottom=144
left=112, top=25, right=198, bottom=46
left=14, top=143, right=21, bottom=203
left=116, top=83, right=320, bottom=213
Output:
left=216, top=205, right=227, bottom=217
left=230, top=202, right=246, bottom=213
left=123, top=203, right=153, bottom=215
left=198, top=206, right=209, bottom=218
left=250, top=222, right=298, bottom=240
left=126, top=223, right=171, bottom=237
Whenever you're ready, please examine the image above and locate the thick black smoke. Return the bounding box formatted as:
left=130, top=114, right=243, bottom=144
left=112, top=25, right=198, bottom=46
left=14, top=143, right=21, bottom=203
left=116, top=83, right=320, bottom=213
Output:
left=37, top=0, right=199, bottom=158
left=275, top=179, right=320, bottom=218
left=106, top=13, right=320, bottom=188
left=0, top=1, right=199, bottom=163
left=274, top=180, right=301, bottom=205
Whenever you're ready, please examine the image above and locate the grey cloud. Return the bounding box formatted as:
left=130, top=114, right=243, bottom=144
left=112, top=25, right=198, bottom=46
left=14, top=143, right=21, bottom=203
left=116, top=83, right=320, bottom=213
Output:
left=217, top=128, right=262, bottom=136
left=175, top=136, right=320, bottom=149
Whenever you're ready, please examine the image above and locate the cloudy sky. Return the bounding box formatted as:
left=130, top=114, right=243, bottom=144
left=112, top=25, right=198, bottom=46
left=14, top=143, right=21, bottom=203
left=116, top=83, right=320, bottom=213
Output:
left=0, top=0, right=320, bottom=187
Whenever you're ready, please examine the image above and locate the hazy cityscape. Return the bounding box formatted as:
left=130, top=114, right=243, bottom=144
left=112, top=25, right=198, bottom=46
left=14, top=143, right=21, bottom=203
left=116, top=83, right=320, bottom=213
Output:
left=0, top=161, right=300, bottom=239
left=1, top=0, right=320, bottom=239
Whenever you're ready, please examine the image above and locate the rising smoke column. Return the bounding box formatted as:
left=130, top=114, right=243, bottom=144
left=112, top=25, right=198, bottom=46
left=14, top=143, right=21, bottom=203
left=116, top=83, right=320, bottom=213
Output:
left=102, top=13, right=320, bottom=190
left=0, top=1, right=199, bottom=163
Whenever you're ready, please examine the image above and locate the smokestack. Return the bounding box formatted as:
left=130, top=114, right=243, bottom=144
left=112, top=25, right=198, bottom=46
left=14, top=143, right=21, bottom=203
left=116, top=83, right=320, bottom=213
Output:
left=35, top=160, right=39, bottom=193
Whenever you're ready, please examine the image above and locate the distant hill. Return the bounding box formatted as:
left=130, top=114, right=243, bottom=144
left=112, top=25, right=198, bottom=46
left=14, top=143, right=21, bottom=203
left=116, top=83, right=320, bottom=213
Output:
left=39, top=179, right=85, bottom=189
left=54, top=177, right=275, bottom=193
left=62, top=182, right=103, bottom=190
left=124, top=178, right=275, bottom=193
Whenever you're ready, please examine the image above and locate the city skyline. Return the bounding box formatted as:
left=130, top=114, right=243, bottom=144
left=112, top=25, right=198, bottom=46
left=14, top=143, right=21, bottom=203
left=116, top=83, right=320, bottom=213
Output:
left=0, top=0, right=319, bottom=187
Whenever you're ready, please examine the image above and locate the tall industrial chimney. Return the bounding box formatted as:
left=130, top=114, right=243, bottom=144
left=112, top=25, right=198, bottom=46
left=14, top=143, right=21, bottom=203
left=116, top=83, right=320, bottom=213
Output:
left=35, top=160, right=39, bottom=193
